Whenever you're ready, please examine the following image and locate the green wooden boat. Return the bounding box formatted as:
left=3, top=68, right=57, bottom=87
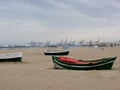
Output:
left=52, top=56, right=117, bottom=70
left=0, top=52, right=22, bottom=62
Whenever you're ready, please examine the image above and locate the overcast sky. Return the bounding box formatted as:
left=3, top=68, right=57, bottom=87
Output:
left=0, top=0, right=120, bottom=44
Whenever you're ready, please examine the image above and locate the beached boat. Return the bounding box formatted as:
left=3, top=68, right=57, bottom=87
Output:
left=52, top=56, right=117, bottom=70
left=44, top=50, right=69, bottom=55
left=0, top=52, right=22, bottom=62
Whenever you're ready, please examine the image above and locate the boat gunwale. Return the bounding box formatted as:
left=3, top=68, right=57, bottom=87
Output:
left=44, top=50, right=69, bottom=53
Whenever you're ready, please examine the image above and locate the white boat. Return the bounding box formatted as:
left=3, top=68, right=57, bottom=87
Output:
left=44, top=50, right=69, bottom=55
left=0, top=52, right=22, bottom=62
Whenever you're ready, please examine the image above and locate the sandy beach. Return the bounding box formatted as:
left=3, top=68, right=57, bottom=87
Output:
left=0, top=47, right=120, bottom=90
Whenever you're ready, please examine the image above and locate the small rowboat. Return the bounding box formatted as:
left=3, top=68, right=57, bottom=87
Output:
left=52, top=56, right=117, bottom=70
left=0, top=52, right=22, bottom=62
left=44, top=50, right=69, bottom=55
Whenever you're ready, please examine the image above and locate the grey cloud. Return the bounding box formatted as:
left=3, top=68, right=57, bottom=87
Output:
left=55, top=0, right=120, bottom=18
left=0, top=0, right=120, bottom=43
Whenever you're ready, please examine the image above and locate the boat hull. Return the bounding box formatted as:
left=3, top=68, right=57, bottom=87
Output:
left=52, top=56, right=117, bottom=70
left=0, top=57, right=22, bottom=62
left=44, top=50, right=69, bottom=55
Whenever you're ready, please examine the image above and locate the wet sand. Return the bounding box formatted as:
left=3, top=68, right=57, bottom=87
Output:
left=0, top=47, right=120, bottom=90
